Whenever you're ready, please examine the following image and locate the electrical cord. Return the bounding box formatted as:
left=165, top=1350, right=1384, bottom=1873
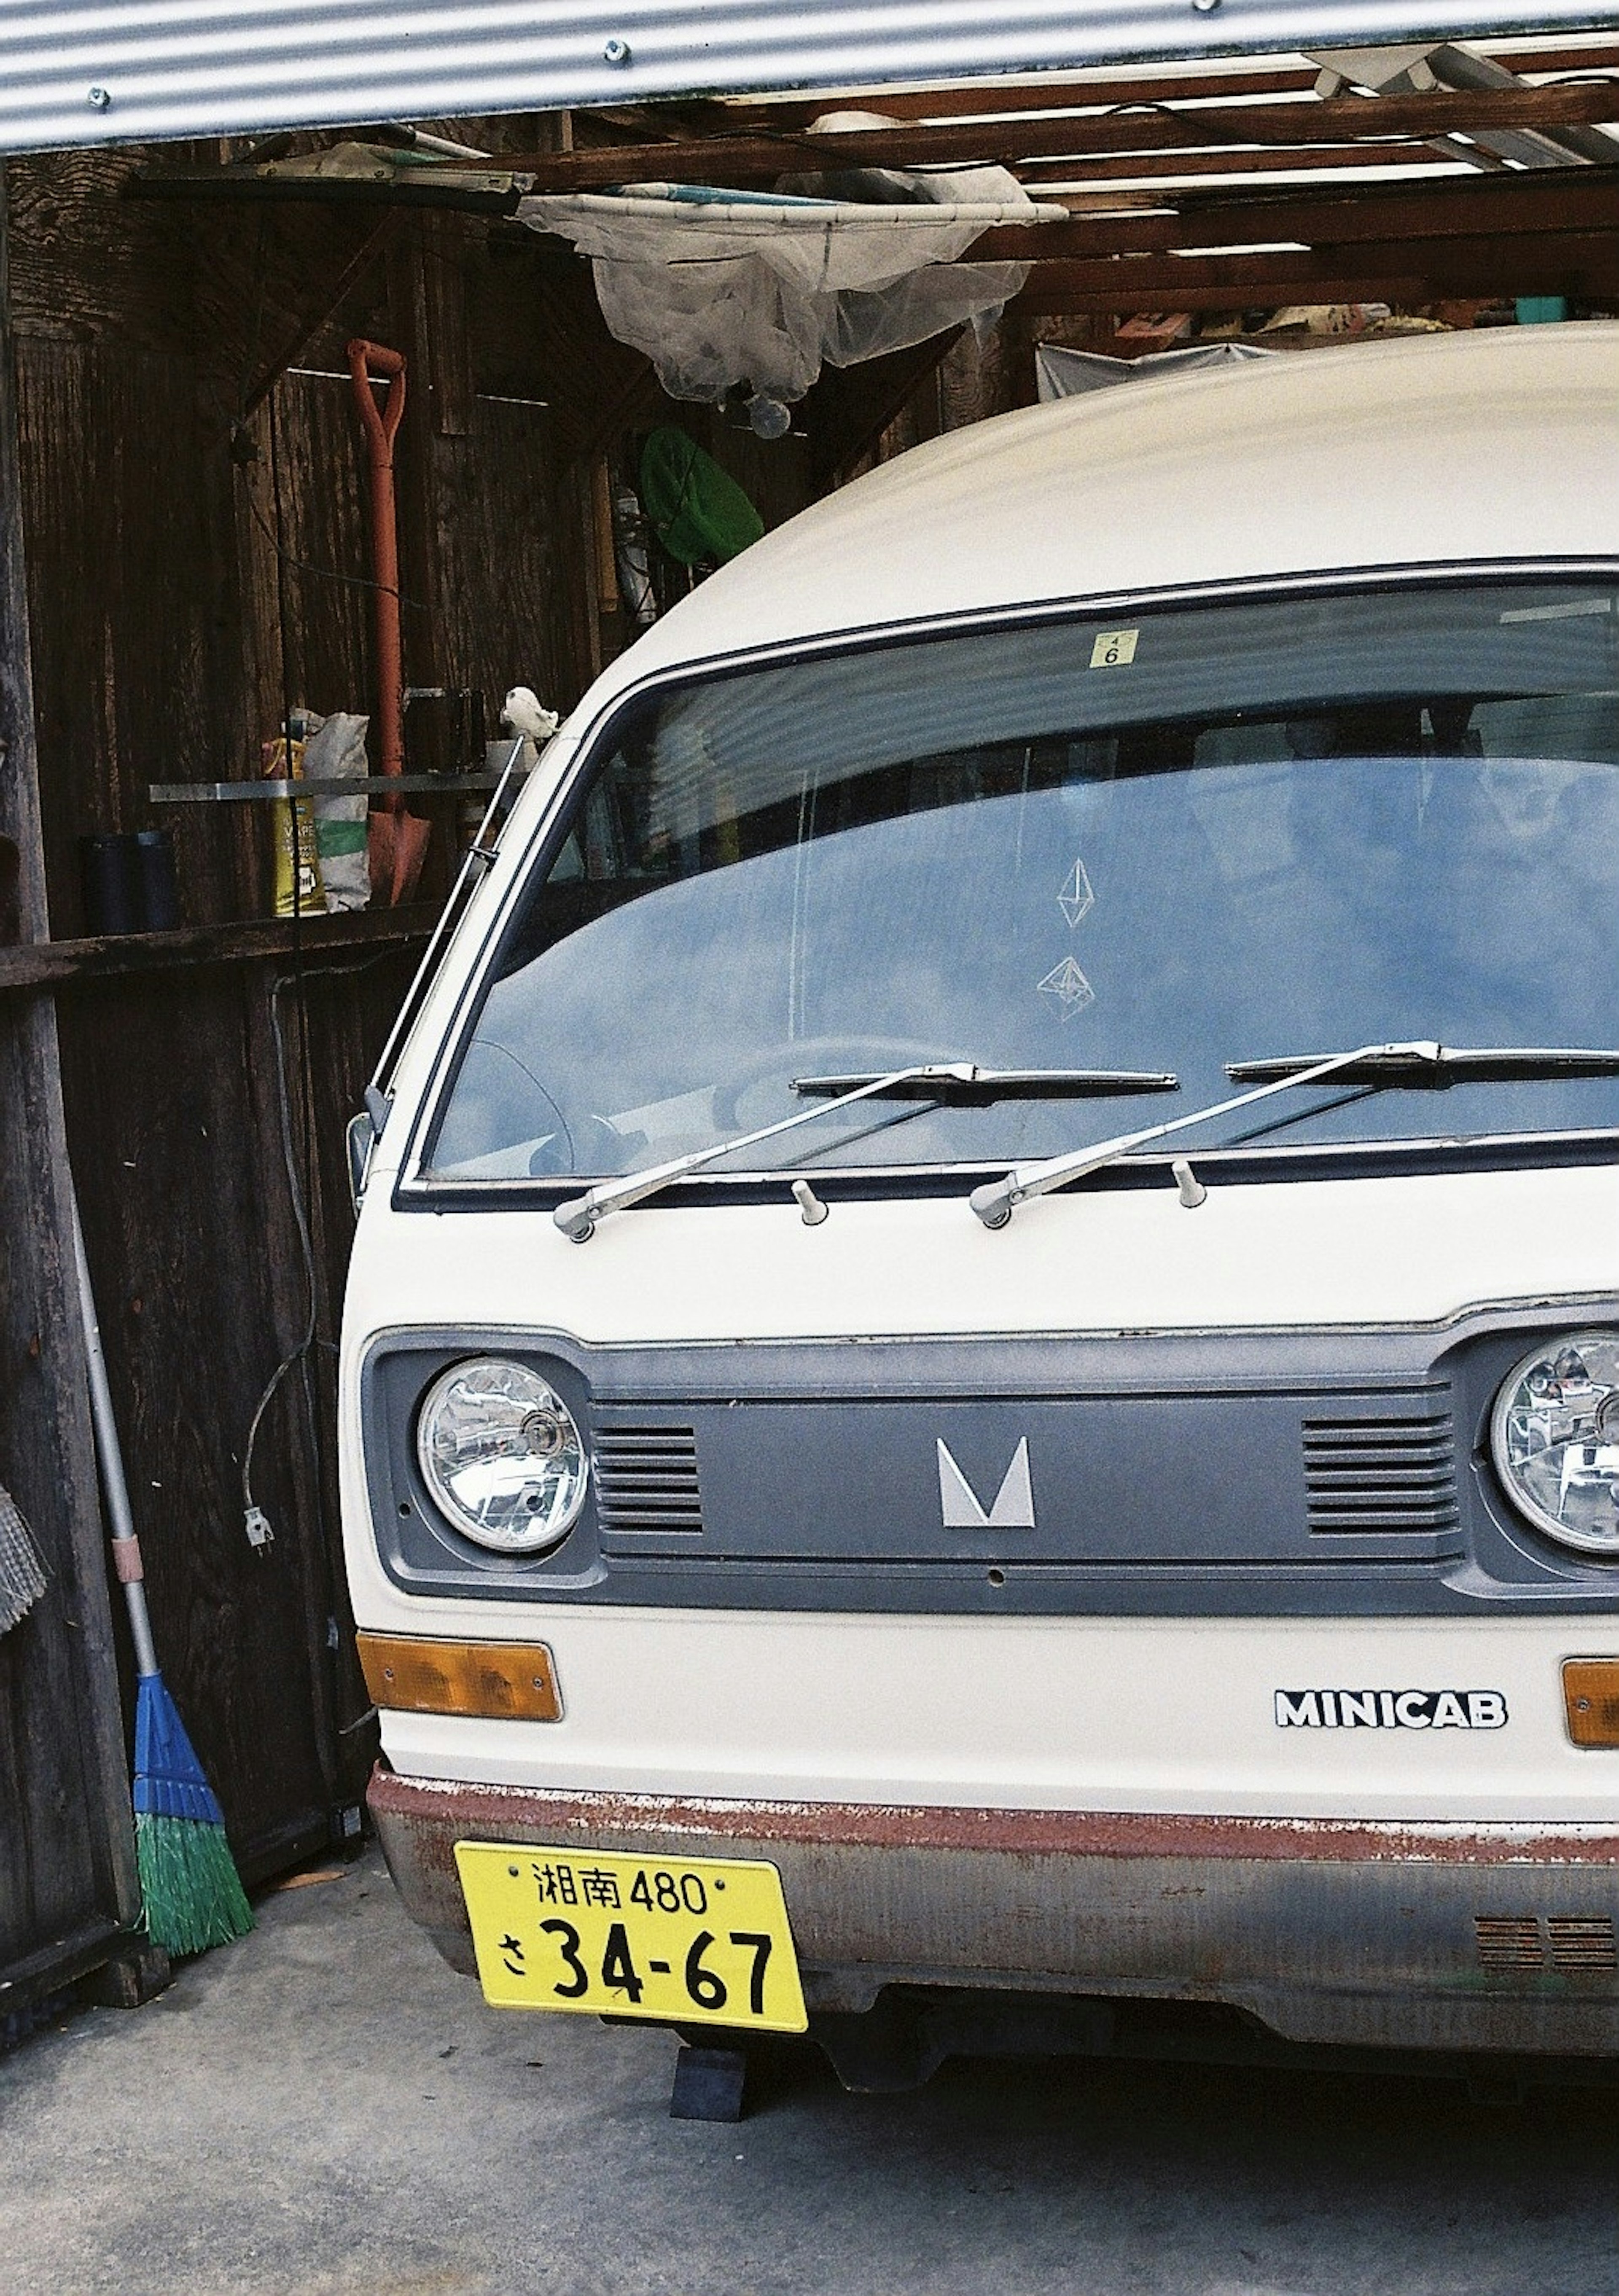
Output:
left=240, top=971, right=319, bottom=1526
left=239, top=951, right=395, bottom=1523
left=239, top=487, right=433, bottom=616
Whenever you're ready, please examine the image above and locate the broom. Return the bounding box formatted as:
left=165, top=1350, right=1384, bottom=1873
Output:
left=0, top=1475, right=47, bottom=1635
left=70, top=1191, right=253, bottom=1956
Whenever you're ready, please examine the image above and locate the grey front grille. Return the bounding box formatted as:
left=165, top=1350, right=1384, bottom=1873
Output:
left=1548, top=1916, right=1618, bottom=1973
left=593, top=1424, right=703, bottom=1537
left=1302, top=1399, right=1460, bottom=1547
left=1475, top=1915, right=1544, bottom=1971
left=1474, top=1915, right=1619, bottom=1974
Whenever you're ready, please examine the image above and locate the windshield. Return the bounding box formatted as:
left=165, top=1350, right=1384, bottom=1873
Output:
left=424, top=578, right=1619, bottom=1184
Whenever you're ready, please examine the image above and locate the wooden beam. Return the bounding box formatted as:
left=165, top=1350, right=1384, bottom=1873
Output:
left=1012, top=231, right=1619, bottom=310
left=1178, top=164, right=1619, bottom=245
left=506, top=83, right=1619, bottom=189
left=976, top=164, right=1619, bottom=258
left=1023, top=143, right=1461, bottom=182
left=1017, top=274, right=1429, bottom=314
left=718, top=42, right=1619, bottom=125
left=237, top=210, right=402, bottom=422
left=736, top=64, right=1321, bottom=124
left=805, top=329, right=965, bottom=491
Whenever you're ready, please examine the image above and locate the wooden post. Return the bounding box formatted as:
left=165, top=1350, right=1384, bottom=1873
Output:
left=0, top=174, right=146, bottom=2008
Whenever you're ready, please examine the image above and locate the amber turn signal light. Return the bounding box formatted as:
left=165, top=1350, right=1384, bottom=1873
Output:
left=357, top=1633, right=561, bottom=1721
left=1562, top=1658, right=1619, bottom=1748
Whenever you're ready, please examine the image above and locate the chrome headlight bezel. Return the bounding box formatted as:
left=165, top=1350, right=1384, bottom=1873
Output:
left=415, top=1356, right=589, bottom=1555
left=1489, top=1330, right=1619, bottom=1559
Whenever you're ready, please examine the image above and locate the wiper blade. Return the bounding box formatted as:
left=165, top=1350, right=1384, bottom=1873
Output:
left=969, top=1039, right=1446, bottom=1230
left=794, top=1063, right=1178, bottom=1103
left=555, top=1059, right=994, bottom=1242
left=1228, top=1044, right=1619, bottom=1085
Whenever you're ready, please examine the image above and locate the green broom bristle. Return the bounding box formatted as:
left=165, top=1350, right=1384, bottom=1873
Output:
left=135, top=1811, right=255, bottom=1958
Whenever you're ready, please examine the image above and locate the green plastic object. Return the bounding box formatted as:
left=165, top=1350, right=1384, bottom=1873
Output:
left=639, top=427, right=764, bottom=567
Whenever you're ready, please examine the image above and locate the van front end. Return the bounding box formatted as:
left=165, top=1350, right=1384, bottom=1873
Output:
left=340, top=335, right=1619, bottom=2079
left=342, top=1166, right=1619, bottom=2071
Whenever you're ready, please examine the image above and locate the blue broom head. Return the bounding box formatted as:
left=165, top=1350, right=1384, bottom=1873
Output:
left=132, top=1669, right=226, bottom=1825
left=131, top=1669, right=253, bottom=1955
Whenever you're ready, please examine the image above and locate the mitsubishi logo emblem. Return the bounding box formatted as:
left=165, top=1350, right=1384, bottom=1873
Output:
left=936, top=1438, right=1035, bottom=1530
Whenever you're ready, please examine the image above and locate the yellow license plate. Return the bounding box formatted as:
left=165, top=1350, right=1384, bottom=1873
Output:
left=455, top=1841, right=808, bottom=2033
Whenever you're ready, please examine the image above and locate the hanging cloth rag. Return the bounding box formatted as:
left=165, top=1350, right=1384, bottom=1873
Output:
left=519, top=149, right=1062, bottom=410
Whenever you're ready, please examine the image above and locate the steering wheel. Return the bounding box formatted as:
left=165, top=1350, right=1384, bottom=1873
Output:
left=711, top=1036, right=950, bottom=1134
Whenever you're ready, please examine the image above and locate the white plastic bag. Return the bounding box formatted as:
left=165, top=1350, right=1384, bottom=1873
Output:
left=303, top=711, right=371, bottom=912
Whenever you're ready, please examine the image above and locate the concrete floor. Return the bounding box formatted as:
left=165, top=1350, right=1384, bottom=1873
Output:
left=3, top=1848, right=1618, bottom=2296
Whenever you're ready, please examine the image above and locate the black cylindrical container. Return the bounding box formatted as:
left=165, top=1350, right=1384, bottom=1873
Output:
left=80, top=833, right=141, bottom=935
left=134, top=828, right=180, bottom=931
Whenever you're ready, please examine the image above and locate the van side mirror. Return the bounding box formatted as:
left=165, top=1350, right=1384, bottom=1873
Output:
left=347, top=1109, right=376, bottom=1214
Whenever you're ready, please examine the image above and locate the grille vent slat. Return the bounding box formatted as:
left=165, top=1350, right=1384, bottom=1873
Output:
left=593, top=1423, right=703, bottom=1537
left=1474, top=1914, right=1619, bottom=1974
left=1475, top=1915, right=1544, bottom=1970
left=1302, top=1401, right=1460, bottom=1541
left=1549, top=1916, right=1618, bottom=1973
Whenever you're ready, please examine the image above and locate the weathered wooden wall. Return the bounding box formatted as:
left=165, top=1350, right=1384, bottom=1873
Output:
left=0, top=143, right=632, bottom=1961
left=0, top=184, right=143, bottom=2017
left=0, top=122, right=964, bottom=1999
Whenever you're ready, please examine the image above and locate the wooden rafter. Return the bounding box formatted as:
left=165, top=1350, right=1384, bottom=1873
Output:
left=714, top=42, right=1619, bottom=125
left=1012, top=233, right=1619, bottom=311
left=503, top=83, right=1619, bottom=190
left=976, top=164, right=1619, bottom=257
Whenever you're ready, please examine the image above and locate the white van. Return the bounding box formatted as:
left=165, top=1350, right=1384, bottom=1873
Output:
left=342, top=323, right=1619, bottom=2089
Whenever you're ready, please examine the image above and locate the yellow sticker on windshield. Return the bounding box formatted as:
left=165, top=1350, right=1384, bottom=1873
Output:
left=1089, top=628, right=1138, bottom=668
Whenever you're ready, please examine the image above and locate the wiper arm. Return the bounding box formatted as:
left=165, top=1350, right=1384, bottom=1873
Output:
left=793, top=1064, right=1178, bottom=1103
left=556, top=1060, right=995, bottom=1242
left=969, top=1040, right=1444, bottom=1230
left=1228, top=1044, right=1619, bottom=1085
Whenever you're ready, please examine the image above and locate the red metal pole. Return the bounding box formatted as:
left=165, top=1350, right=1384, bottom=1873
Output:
left=347, top=339, right=407, bottom=794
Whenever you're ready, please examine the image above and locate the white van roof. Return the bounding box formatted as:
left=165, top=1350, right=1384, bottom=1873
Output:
left=604, top=321, right=1619, bottom=695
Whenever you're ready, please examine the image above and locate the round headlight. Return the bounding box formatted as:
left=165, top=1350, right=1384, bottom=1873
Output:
left=1490, top=1331, right=1619, bottom=1557
left=416, top=1359, right=587, bottom=1554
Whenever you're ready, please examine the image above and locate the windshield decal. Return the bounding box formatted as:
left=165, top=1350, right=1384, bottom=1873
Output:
left=1037, top=958, right=1095, bottom=1020
left=1089, top=628, right=1139, bottom=668
left=1057, top=855, right=1095, bottom=928
left=1499, top=596, right=1612, bottom=624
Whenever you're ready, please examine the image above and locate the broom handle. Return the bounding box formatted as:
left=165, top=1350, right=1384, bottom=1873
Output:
left=68, top=1185, right=160, bottom=1680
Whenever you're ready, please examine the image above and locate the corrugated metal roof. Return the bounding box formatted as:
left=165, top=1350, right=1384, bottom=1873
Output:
left=6, top=0, right=1619, bottom=156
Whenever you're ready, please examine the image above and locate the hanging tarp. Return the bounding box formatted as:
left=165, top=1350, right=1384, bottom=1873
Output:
left=6, top=1, right=1619, bottom=157
left=1035, top=343, right=1278, bottom=398
left=519, top=171, right=1064, bottom=409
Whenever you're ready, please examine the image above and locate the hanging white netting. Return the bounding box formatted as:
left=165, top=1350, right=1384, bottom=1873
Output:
left=518, top=151, right=1063, bottom=414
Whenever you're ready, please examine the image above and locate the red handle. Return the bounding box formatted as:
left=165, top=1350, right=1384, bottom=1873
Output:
left=347, top=339, right=407, bottom=789
left=347, top=338, right=406, bottom=466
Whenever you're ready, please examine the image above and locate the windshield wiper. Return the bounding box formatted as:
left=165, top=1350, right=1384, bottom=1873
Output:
left=1227, top=1044, right=1619, bottom=1086
left=966, top=1038, right=1554, bottom=1230
left=793, top=1064, right=1178, bottom=1103
left=554, top=1058, right=1041, bottom=1242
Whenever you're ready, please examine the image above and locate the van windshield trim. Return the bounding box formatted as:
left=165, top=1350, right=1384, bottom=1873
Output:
left=396, top=557, right=1619, bottom=1204
left=398, top=1122, right=1619, bottom=1214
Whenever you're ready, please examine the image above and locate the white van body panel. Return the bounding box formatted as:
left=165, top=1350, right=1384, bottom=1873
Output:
left=344, top=326, right=1619, bottom=2058
left=369, top=1611, right=1603, bottom=1824
left=344, top=1161, right=1619, bottom=1349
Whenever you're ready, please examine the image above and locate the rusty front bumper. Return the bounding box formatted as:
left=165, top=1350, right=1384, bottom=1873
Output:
left=369, top=1764, right=1619, bottom=2056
